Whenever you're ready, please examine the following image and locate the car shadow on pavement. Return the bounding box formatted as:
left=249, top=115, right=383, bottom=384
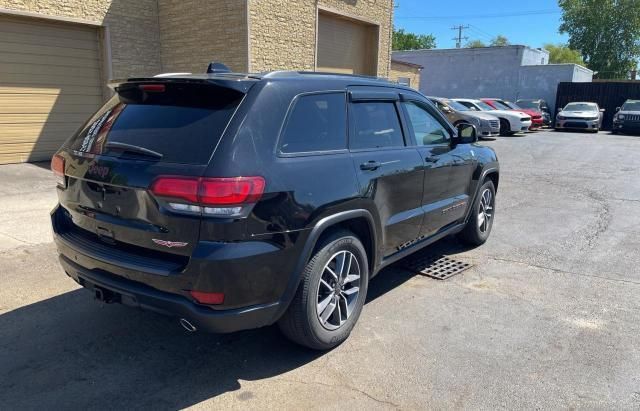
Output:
left=0, top=237, right=471, bottom=408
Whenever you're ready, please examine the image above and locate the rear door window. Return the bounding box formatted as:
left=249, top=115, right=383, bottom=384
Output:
left=279, top=93, right=347, bottom=154
left=349, top=101, right=405, bottom=150
left=65, top=83, right=243, bottom=164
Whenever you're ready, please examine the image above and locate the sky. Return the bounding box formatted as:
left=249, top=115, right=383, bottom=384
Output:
left=393, top=0, right=568, bottom=49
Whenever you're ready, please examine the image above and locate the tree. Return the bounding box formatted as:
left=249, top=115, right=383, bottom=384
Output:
left=559, top=0, right=640, bottom=79
left=466, top=39, right=486, bottom=48
left=392, top=28, right=436, bottom=50
left=543, top=43, right=585, bottom=65
left=490, top=35, right=510, bottom=47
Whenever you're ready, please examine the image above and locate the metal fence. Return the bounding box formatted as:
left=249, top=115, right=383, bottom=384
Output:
left=555, top=82, right=640, bottom=130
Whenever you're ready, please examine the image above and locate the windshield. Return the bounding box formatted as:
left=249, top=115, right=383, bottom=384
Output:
left=564, top=103, right=597, bottom=112
left=490, top=100, right=511, bottom=110
left=444, top=100, right=470, bottom=111
left=501, top=100, right=522, bottom=110
left=517, top=100, right=537, bottom=110
left=622, top=101, right=640, bottom=111
left=475, top=101, right=496, bottom=111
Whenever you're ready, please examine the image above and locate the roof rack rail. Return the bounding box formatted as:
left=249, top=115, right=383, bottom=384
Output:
left=154, top=72, right=192, bottom=77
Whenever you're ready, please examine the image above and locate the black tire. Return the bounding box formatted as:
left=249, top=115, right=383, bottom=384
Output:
left=611, top=130, right=619, bottom=135
left=459, top=180, right=496, bottom=246
left=499, top=119, right=510, bottom=136
left=278, top=229, right=369, bottom=350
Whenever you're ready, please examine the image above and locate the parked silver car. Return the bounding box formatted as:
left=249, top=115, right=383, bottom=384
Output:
left=555, top=102, right=604, bottom=133
left=428, top=97, right=501, bottom=138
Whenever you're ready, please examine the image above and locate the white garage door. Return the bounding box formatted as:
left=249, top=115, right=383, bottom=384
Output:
left=317, top=12, right=377, bottom=76
left=0, top=15, right=104, bottom=164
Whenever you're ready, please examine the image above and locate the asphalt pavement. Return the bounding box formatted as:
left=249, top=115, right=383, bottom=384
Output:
left=1, top=130, right=639, bottom=409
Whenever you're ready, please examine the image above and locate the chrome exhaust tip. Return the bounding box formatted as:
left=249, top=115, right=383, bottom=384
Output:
left=179, top=318, right=197, bottom=332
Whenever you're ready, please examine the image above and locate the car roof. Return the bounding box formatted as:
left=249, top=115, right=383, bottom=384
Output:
left=117, top=70, right=412, bottom=92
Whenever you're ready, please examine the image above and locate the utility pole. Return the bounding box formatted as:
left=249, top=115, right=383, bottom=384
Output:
left=451, top=24, right=469, bottom=48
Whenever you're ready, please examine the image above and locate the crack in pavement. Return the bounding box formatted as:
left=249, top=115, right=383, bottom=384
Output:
left=485, top=256, right=640, bottom=287
left=279, top=378, right=400, bottom=408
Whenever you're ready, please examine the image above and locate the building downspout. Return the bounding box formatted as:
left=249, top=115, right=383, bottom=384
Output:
left=388, top=0, right=394, bottom=77
left=246, top=0, right=251, bottom=72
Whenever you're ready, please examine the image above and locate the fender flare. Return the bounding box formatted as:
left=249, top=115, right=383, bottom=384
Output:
left=465, top=166, right=499, bottom=223
left=270, top=209, right=378, bottom=321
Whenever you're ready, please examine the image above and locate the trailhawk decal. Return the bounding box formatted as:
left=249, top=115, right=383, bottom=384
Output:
left=152, top=239, right=189, bottom=248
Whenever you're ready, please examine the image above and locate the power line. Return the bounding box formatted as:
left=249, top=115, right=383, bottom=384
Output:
left=469, top=25, right=497, bottom=41
left=396, top=9, right=560, bottom=20
left=451, top=25, right=469, bottom=49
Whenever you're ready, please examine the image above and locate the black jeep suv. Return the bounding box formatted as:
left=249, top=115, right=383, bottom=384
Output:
left=51, top=70, right=499, bottom=350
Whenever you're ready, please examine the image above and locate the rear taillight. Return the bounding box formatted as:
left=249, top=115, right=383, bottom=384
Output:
left=139, top=84, right=166, bottom=92
left=51, top=154, right=66, bottom=187
left=150, top=176, right=265, bottom=217
left=189, top=290, right=225, bottom=305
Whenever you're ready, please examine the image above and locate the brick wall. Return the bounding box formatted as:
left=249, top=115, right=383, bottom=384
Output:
left=249, top=0, right=393, bottom=76
left=157, top=0, right=248, bottom=73
left=389, top=61, right=421, bottom=89
left=0, top=0, right=162, bottom=79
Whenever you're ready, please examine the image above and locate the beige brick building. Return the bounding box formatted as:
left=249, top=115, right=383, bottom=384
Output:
left=389, top=59, right=422, bottom=90
left=0, top=0, right=394, bottom=164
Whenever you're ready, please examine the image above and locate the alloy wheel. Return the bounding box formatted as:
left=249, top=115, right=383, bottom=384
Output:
left=477, top=188, right=494, bottom=233
left=316, top=250, right=361, bottom=331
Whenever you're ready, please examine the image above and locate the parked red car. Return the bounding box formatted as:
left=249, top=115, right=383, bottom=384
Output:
left=481, top=98, right=544, bottom=130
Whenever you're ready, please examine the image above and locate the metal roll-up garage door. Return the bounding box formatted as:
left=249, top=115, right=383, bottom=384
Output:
left=317, top=12, right=378, bottom=76
left=0, top=14, right=104, bottom=164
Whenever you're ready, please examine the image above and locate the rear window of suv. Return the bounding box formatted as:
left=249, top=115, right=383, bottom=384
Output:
left=279, top=92, right=347, bottom=154
left=65, top=82, right=243, bottom=164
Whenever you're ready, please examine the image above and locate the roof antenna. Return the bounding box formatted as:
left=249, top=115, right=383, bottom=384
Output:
left=207, top=62, right=231, bottom=74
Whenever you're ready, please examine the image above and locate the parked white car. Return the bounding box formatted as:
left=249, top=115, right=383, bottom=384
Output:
left=454, top=98, right=532, bottom=136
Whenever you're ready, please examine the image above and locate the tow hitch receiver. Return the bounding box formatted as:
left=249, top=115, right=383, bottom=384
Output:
left=94, top=286, right=119, bottom=304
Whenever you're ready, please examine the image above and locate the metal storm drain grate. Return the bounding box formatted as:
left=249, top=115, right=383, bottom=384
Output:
left=402, top=254, right=473, bottom=280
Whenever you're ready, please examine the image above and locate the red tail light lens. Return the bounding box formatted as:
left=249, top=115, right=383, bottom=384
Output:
left=150, top=177, right=199, bottom=203
left=51, top=154, right=66, bottom=187
left=199, top=177, right=266, bottom=205
left=189, top=291, right=225, bottom=305
left=150, top=176, right=265, bottom=211
left=139, top=84, right=165, bottom=92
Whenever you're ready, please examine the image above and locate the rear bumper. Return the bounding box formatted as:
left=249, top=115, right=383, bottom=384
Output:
left=51, top=205, right=304, bottom=332
left=59, top=254, right=280, bottom=333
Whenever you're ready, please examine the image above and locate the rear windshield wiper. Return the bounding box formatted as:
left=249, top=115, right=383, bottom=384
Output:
left=105, top=142, right=163, bottom=159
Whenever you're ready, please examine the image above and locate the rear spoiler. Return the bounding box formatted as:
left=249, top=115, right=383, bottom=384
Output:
left=108, top=75, right=258, bottom=94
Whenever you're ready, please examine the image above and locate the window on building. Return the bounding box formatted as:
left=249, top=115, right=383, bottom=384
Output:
left=350, top=102, right=405, bottom=150
left=397, top=77, right=411, bottom=87
left=279, top=93, right=347, bottom=154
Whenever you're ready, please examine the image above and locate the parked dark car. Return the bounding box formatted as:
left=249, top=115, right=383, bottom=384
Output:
left=516, top=99, right=552, bottom=126
left=50, top=69, right=499, bottom=350
left=613, top=100, right=640, bottom=135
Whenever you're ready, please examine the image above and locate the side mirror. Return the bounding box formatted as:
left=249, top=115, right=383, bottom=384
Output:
left=616, top=107, right=621, bottom=112
left=454, top=123, right=478, bottom=144
left=600, top=108, right=605, bottom=112
left=442, top=106, right=452, bottom=113
left=557, top=108, right=563, bottom=113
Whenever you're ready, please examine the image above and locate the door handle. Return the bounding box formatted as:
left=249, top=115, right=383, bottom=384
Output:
left=360, top=161, right=382, bottom=171
left=425, top=156, right=439, bottom=163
